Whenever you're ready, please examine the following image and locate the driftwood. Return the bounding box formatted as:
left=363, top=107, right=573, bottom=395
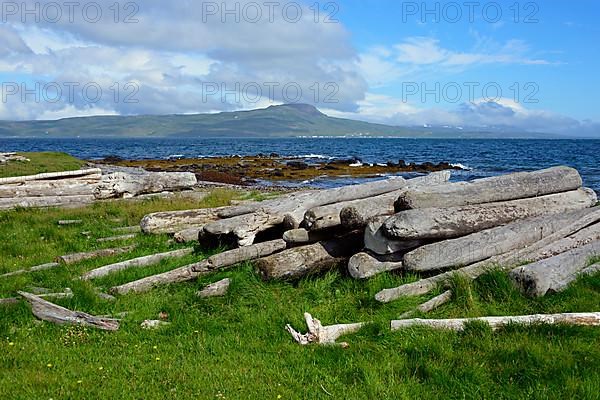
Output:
left=57, top=246, right=136, bottom=265
left=0, top=195, right=96, bottom=210
left=347, top=252, right=403, bottom=279
left=283, top=228, right=340, bottom=245
left=510, top=240, right=600, bottom=297
left=286, top=313, right=365, bottom=346
left=97, top=234, right=137, bottom=243
left=141, top=320, right=170, bottom=329
left=0, top=168, right=102, bottom=185
left=398, top=291, right=454, bottom=319
left=256, top=234, right=363, bottom=281
left=94, top=172, right=197, bottom=200
left=174, top=227, right=203, bottom=243
left=383, top=188, right=597, bottom=241
left=581, top=263, right=600, bottom=276
left=58, top=220, right=83, bottom=226
left=375, top=208, right=600, bottom=302
left=527, top=222, right=600, bottom=261
left=0, top=262, right=60, bottom=278
left=364, top=216, right=425, bottom=255
left=395, top=166, right=582, bottom=210
left=81, top=248, right=194, bottom=280
left=111, top=239, right=286, bottom=294
left=403, top=210, right=591, bottom=272
left=197, top=278, right=231, bottom=298
left=391, top=312, right=600, bottom=332
left=0, top=182, right=96, bottom=198
left=18, top=291, right=120, bottom=331
left=140, top=207, right=225, bottom=234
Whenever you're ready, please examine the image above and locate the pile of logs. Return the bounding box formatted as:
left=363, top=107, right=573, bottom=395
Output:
left=0, top=168, right=198, bottom=210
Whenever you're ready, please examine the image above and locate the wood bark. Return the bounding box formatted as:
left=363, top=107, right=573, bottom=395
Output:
left=0, top=195, right=95, bottom=210
left=140, top=207, right=225, bottom=234
left=0, top=168, right=102, bottom=185
left=81, top=248, right=194, bottom=280
left=110, top=239, right=286, bottom=294
left=57, top=246, right=136, bottom=265
left=256, top=234, right=363, bottom=281
left=197, top=278, right=231, bottom=298
left=347, top=252, right=403, bottom=279
left=94, top=172, right=197, bottom=200
left=375, top=208, right=600, bottom=302
left=383, top=188, right=597, bottom=241
left=391, top=312, right=600, bottom=332
left=403, top=210, right=591, bottom=272
left=174, top=227, right=203, bottom=243
left=364, top=216, right=425, bottom=255
left=18, top=291, right=120, bottom=331
left=395, top=166, right=582, bottom=210
left=509, top=240, right=600, bottom=297
left=286, top=313, right=365, bottom=346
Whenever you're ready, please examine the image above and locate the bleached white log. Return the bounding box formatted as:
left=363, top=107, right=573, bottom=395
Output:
left=93, top=172, right=197, bottom=200
left=81, top=248, right=194, bottom=280
left=383, top=188, right=597, bottom=241
left=0, top=168, right=102, bottom=185
left=398, top=291, right=454, bottom=319
left=348, top=252, right=403, bottom=279
left=283, top=228, right=338, bottom=245
left=140, top=207, right=225, bottom=234
left=0, top=195, right=95, bottom=210
left=527, top=222, right=600, bottom=261
left=0, top=262, right=60, bottom=278
left=197, top=278, right=231, bottom=298
left=391, top=312, right=600, bottom=332
left=18, top=291, right=120, bottom=331
left=96, top=234, right=137, bottom=243
left=286, top=313, right=365, bottom=346
left=0, top=182, right=96, bottom=198
left=510, top=240, right=600, bottom=297
left=141, top=320, right=170, bottom=329
left=58, top=220, right=83, bottom=226
left=57, top=246, right=136, bottom=265
left=395, top=166, right=582, bottom=210
left=174, top=227, right=203, bottom=243
left=364, top=216, right=424, bottom=255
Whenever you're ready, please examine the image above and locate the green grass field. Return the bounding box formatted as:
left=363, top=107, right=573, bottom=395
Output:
left=0, top=157, right=599, bottom=399
left=0, top=152, right=87, bottom=179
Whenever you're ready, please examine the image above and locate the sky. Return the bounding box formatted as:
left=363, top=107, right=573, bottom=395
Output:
left=0, top=0, right=598, bottom=136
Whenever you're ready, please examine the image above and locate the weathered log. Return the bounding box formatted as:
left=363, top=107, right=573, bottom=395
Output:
left=391, top=312, right=600, bottom=332
left=81, top=248, right=194, bottom=280
left=348, top=252, right=403, bottom=279
left=97, top=234, right=137, bottom=243
left=0, top=168, right=102, bottom=185
left=286, top=312, right=365, bottom=346
left=256, top=234, right=363, bottom=281
left=403, top=210, right=592, bottom=272
left=581, top=263, right=600, bottom=276
left=57, top=246, right=136, bottom=265
left=174, top=227, right=203, bottom=243
left=0, top=195, right=95, bottom=210
left=197, top=278, right=231, bottom=298
left=58, top=220, right=83, bottom=226
left=364, top=216, right=425, bottom=255
left=0, top=181, right=97, bottom=198
left=140, top=207, right=225, bottom=234
left=383, top=188, right=597, bottom=241
left=94, top=172, right=197, bottom=200
left=111, top=239, right=286, bottom=294
left=395, top=166, right=582, bottom=210
left=302, top=173, right=451, bottom=231
left=0, top=262, right=60, bottom=278
left=202, top=212, right=284, bottom=247
left=375, top=208, right=600, bottom=302
left=398, top=291, right=454, bottom=319
left=283, top=228, right=340, bottom=245
left=527, top=222, right=600, bottom=261
left=510, top=240, right=600, bottom=297
left=18, top=291, right=120, bottom=331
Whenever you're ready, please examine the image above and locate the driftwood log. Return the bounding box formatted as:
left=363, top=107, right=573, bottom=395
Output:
left=0, top=195, right=96, bottom=210
left=18, top=291, right=120, bottom=331
left=383, top=188, right=597, bottom=241
left=111, top=239, right=287, bottom=294
left=197, top=278, right=231, bottom=298
left=174, top=227, right=203, bottom=243
left=0, top=168, right=102, bottom=185
left=81, top=248, right=194, bottom=280
left=510, top=240, right=600, bottom=297
left=256, top=233, right=363, bottom=281
left=395, top=166, right=582, bottom=210
left=94, top=172, right=197, bottom=200
left=398, top=291, right=454, bottom=319
left=364, top=216, right=425, bottom=255
left=527, top=222, right=600, bottom=261
left=0, top=182, right=97, bottom=198
left=97, top=234, right=137, bottom=243
left=286, top=313, right=365, bottom=346
left=140, top=207, right=225, bottom=234
left=283, top=228, right=341, bottom=246
left=57, top=246, right=136, bottom=265
left=1, top=262, right=60, bottom=278
left=391, top=312, right=600, bottom=332
left=347, top=252, right=403, bottom=279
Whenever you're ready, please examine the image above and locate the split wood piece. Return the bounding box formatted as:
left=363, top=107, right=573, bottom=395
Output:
left=217, top=191, right=313, bottom=219
left=141, top=320, right=170, bottom=329
left=509, top=240, right=600, bottom=297
left=286, top=313, right=365, bottom=346
left=0, top=195, right=96, bottom=210
left=97, top=234, right=137, bottom=243
left=395, top=166, right=582, bottom=210
left=112, top=226, right=141, bottom=234
left=283, top=228, right=342, bottom=246
left=256, top=233, right=363, bottom=281
left=306, top=171, right=452, bottom=230
left=18, top=291, right=120, bottom=331
left=0, top=168, right=102, bottom=185
left=383, top=188, right=597, bottom=241
left=197, top=278, right=231, bottom=298
left=403, top=210, right=592, bottom=272
left=140, top=207, right=225, bottom=234
left=94, top=172, right=197, bottom=200
left=0, top=262, right=60, bottom=278
left=174, top=227, right=204, bottom=243
left=527, top=222, right=600, bottom=262
left=57, top=245, right=137, bottom=265
left=375, top=208, right=600, bottom=302
left=398, top=291, right=454, bottom=319
left=58, top=220, right=83, bottom=226
left=110, top=239, right=287, bottom=294
left=391, top=312, right=600, bottom=332
left=81, top=248, right=194, bottom=280
left=348, top=252, right=403, bottom=279
left=364, top=216, right=425, bottom=255
left=0, top=182, right=97, bottom=198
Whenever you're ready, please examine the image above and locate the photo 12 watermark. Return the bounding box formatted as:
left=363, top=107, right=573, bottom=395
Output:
left=401, top=1, right=539, bottom=24
left=1, top=81, right=140, bottom=104
left=1, top=1, right=139, bottom=23
left=200, top=81, right=340, bottom=104
left=200, top=1, right=339, bottom=23
left=401, top=81, right=540, bottom=104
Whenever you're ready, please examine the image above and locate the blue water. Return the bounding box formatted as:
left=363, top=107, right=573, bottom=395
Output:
left=1, top=138, right=599, bottom=192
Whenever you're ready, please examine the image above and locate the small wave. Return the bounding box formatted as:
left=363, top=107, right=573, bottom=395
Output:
left=290, top=154, right=333, bottom=160
left=167, top=154, right=185, bottom=159
left=451, top=163, right=473, bottom=170
left=349, top=161, right=363, bottom=167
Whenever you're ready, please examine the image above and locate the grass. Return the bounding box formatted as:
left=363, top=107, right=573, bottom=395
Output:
left=0, top=152, right=87, bottom=178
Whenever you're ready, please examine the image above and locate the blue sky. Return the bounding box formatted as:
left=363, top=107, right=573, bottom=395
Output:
left=0, top=0, right=598, bottom=135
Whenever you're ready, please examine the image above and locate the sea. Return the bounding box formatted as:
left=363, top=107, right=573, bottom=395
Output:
left=1, top=137, right=599, bottom=193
